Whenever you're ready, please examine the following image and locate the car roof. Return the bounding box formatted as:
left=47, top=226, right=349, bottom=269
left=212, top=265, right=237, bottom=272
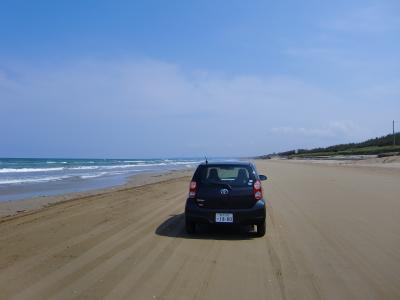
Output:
left=198, top=161, right=253, bottom=167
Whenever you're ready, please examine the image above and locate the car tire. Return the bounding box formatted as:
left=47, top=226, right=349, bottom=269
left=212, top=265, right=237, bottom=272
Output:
left=185, top=218, right=196, bottom=234
left=256, top=221, right=266, bottom=237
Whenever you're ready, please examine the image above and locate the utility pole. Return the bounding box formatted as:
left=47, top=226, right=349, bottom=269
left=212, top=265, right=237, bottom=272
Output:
left=393, top=120, right=396, bottom=146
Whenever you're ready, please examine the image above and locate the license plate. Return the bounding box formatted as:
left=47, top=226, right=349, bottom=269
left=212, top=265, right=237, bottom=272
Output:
left=215, top=213, right=233, bottom=223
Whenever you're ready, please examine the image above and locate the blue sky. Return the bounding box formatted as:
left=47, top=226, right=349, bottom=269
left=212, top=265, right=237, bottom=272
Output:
left=0, top=0, right=399, bottom=158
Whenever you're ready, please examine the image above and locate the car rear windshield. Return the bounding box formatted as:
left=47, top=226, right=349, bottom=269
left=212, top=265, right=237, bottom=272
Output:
left=197, top=165, right=256, bottom=187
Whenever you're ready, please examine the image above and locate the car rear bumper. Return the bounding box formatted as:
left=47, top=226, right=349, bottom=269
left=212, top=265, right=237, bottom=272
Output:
left=185, top=198, right=266, bottom=225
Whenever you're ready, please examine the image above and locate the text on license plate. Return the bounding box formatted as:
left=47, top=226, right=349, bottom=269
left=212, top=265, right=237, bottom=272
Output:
left=215, top=213, right=233, bottom=223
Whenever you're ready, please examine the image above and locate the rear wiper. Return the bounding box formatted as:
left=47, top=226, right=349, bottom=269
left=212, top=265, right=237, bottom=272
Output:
left=205, top=181, right=232, bottom=190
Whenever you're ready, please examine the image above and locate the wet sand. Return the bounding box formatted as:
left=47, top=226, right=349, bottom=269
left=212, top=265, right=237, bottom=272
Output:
left=0, top=159, right=399, bottom=299
left=0, top=170, right=193, bottom=218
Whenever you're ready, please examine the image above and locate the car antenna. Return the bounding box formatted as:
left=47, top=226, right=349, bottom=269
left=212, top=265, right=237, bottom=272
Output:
left=205, top=155, right=208, bottom=165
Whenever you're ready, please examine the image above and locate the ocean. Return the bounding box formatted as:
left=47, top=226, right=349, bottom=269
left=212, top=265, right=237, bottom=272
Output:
left=0, top=158, right=203, bottom=201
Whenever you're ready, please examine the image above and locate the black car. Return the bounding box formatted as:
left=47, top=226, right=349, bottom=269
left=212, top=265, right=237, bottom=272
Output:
left=184, top=161, right=267, bottom=236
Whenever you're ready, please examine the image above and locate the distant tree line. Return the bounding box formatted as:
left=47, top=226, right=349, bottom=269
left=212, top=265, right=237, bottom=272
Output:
left=272, top=132, right=400, bottom=157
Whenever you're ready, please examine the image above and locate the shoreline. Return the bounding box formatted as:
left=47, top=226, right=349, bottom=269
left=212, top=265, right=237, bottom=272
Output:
left=0, top=157, right=202, bottom=203
left=0, top=168, right=194, bottom=220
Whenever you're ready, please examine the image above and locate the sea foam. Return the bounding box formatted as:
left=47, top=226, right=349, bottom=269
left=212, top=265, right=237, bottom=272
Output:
left=0, top=167, right=64, bottom=173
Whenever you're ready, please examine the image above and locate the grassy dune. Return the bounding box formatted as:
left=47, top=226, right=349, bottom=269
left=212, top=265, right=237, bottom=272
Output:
left=292, top=145, right=400, bottom=158
left=262, top=133, right=400, bottom=158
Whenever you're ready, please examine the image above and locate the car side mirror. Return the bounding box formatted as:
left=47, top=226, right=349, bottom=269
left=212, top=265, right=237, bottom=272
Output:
left=259, top=175, right=267, bottom=181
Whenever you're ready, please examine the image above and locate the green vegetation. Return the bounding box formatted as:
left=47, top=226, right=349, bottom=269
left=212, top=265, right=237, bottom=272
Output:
left=261, top=133, right=400, bottom=158
left=293, top=145, right=400, bottom=158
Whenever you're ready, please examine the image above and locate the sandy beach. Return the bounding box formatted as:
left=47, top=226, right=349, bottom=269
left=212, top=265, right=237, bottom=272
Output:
left=0, top=159, right=399, bottom=300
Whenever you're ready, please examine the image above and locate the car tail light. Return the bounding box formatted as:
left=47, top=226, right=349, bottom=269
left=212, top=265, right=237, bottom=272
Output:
left=189, top=181, right=197, bottom=198
left=253, top=180, right=263, bottom=200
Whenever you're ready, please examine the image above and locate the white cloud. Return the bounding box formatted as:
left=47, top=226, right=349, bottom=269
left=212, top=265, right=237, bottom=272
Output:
left=270, top=121, right=360, bottom=138
left=284, top=47, right=335, bottom=58
left=1, top=59, right=342, bottom=121
left=356, top=80, right=400, bottom=100
left=0, top=58, right=397, bottom=156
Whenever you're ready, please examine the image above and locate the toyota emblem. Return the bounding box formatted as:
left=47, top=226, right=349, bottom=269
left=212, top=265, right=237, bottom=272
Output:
left=220, top=188, right=229, bottom=195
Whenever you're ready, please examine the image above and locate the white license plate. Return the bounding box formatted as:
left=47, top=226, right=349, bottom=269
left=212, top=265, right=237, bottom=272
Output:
left=215, top=213, right=233, bottom=223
